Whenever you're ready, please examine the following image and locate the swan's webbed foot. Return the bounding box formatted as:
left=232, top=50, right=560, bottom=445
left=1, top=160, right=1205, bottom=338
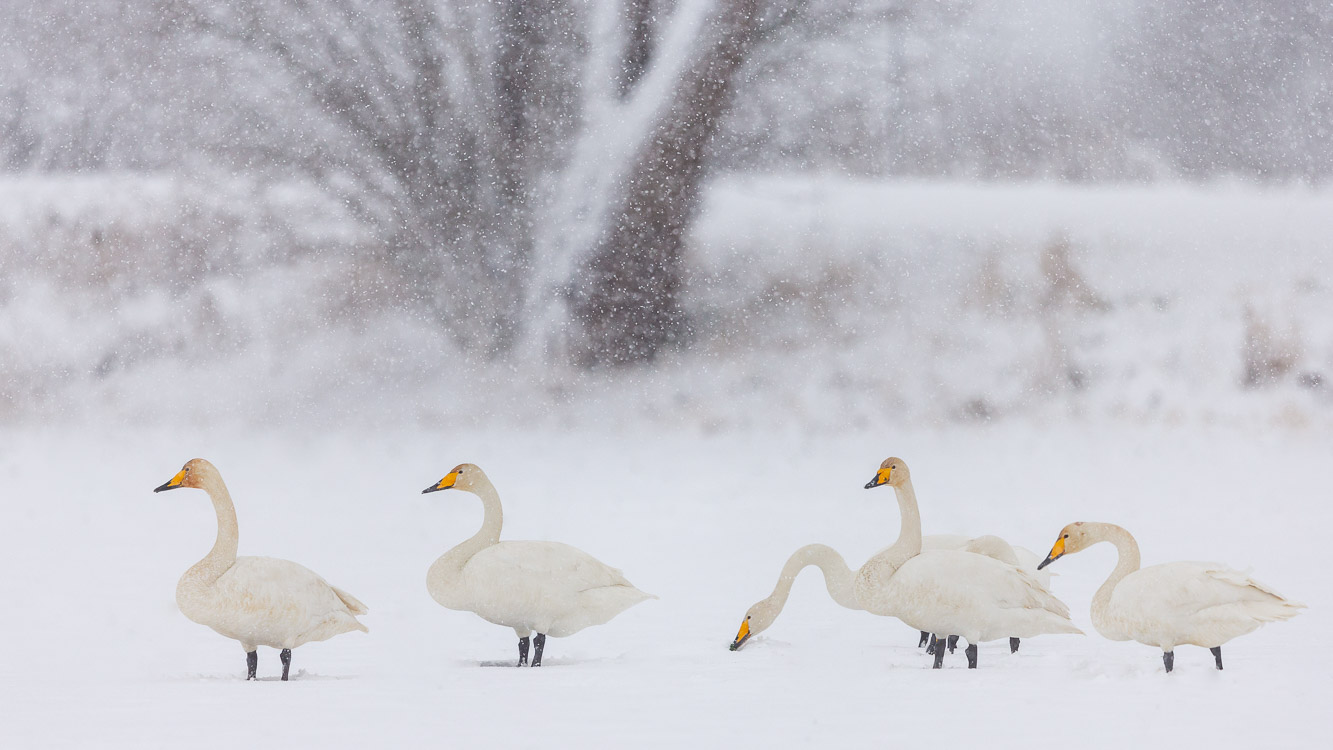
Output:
left=926, top=634, right=936, bottom=655
left=280, top=648, right=292, bottom=681
left=1211, top=646, right=1222, bottom=670
left=965, top=643, right=978, bottom=669
left=931, top=638, right=946, bottom=669
left=918, top=631, right=930, bottom=648
left=1010, top=637, right=1020, bottom=653
left=1163, top=650, right=1174, bottom=673
left=518, top=636, right=529, bottom=667
left=532, top=633, right=546, bottom=667
left=947, top=635, right=958, bottom=654
left=246, top=650, right=257, bottom=681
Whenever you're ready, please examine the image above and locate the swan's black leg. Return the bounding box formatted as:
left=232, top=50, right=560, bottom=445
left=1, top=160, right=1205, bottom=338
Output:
left=280, top=649, right=292, bottom=681
left=918, top=631, right=930, bottom=648
left=947, top=635, right=958, bottom=654
left=1211, top=646, right=1223, bottom=670
left=246, top=650, right=257, bottom=681
left=518, top=636, right=529, bottom=666
left=926, top=634, right=937, bottom=655
left=532, top=633, right=546, bottom=667
left=965, top=643, right=978, bottom=669
left=1010, top=637, right=1021, bottom=653
left=1163, top=650, right=1174, bottom=673
left=932, top=638, right=946, bottom=669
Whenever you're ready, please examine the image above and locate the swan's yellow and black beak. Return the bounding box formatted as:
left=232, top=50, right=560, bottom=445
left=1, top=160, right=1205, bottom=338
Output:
left=730, top=617, right=751, bottom=651
left=864, top=466, right=891, bottom=489
left=423, top=471, right=459, bottom=494
left=1037, top=536, right=1066, bottom=570
left=154, top=469, right=187, bottom=493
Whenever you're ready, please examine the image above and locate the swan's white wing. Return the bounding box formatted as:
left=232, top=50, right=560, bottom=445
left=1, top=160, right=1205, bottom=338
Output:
left=456, top=542, right=652, bottom=636
left=891, top=550, right=1079, bottom=642
left=1115, top=562, right=1303, bottom=621
left=466, top=541, right=637, bottom=593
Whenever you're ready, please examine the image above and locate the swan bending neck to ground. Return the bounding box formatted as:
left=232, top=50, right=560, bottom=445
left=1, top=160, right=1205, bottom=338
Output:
left=856, top=457, right=1080, bottom=668
left=1038, top=521, right=1304, bottom=672
left=730, top=544, right=858, bottom=650
left=154, top=459, right=368, bottom=680
left=423, top=463, right=654, bottom=667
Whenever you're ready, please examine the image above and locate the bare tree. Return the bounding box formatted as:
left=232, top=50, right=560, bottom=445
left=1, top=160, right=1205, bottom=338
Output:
left=565, top=0, right=767, bottom=365
left=153, top=0, right=792, bottom=366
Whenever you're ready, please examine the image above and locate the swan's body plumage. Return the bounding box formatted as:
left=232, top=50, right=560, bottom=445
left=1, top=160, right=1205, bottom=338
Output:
left=428, top=539, right=652, bottom=637
left=856, top=548, right=1079, bottom=644
left=178, top=555, right=368, bottom=650
left=154, top=458, right=367, bottom=678
left=1099, top=561, right=1298, bottom=649
left=423, top=464, right=653, bottom=660
left=1040, top=522, right=1303, bottom=660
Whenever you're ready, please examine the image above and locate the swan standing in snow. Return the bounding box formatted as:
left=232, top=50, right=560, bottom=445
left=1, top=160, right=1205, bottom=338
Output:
left=1037, top=521, right=1304, bottom=672
left=422, top=464, right=655, bottom=666
left=153, top=459, right=368, bottom=680
left=728, top=535, right=1042, bottom=654
left=857, top=457, right=1081, bottom=668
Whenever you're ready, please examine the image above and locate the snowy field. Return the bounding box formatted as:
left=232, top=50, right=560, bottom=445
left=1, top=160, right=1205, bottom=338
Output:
left=1, top=423, right=1326, bottom=748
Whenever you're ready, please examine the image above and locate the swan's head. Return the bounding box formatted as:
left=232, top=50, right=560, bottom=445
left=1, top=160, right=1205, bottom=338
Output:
left=153, top=458, right=217, bottom=493
left=864, top=457, right=909, bottom=489
left=729, top=598, right=781, bottom=651
left=423, top=463, right=485, bottom=494
left=1037, top=522, right=1091, bottom=570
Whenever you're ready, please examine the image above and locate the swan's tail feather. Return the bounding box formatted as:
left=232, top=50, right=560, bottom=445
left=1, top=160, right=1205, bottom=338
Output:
left=332, top=586, right=369, bottom=616
left=1207, top=568, right=1305, bottom=621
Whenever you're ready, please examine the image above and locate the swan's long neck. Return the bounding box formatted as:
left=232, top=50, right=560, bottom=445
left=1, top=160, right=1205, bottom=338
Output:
left=854, top=477, right=925, bottom=612
left=431, top=474, right=504, bottom=583
left=458, top=477, right=504, bottom=558
left=881, top=478, right=924, bottom=572
left=1088, top=523, right=1141, bottom=630
left=765, top=544, right=859, bottom=611
left=183, top=476, right=240, bottom=587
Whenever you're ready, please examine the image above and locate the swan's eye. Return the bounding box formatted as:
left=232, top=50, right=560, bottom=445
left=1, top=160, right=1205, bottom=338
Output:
left=1063, top=534, right=1068, bottom=539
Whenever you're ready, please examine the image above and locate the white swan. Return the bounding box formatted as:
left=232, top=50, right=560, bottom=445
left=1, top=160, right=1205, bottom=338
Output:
left=856, top=457, right=1082, bottom=668
left=1037, top=521, right=1305, bottom=672
left=422, top=464, right=655, bottom=666
left=153, top=459, right=368, bottom=681
left=729, top=534, right=1044, bottom=653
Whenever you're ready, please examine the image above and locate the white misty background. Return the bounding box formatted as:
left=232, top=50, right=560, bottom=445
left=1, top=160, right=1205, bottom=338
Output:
left=1, top=0, right=1331, bottom=430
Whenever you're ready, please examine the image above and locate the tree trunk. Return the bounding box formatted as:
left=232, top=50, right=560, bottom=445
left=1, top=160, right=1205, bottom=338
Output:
left=569, top=0, right=762, bottom=367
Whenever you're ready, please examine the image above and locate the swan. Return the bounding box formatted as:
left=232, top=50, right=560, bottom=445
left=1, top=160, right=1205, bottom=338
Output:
left=422, top=463, right=655, bottom=666
left=152, top=459, right=368, bottom=681
left=729, top=535, right=1040, bottom=654
left=857, top=457, right=1082, bottom=668
left=1037, top=521, right=1305, bottom=672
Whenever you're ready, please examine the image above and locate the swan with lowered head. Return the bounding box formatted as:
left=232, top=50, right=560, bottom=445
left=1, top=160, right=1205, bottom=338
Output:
left=730, top=543, right=859, bottom=651
left=422, top=463, right=655, bottom=666
left=729, top=534, right=1043, bottom=654
left=153, top=459, right=368, bottom=681
left=1037, top=521, right=1304, bottom=672
left=856, top=457, right=1081, bottom=668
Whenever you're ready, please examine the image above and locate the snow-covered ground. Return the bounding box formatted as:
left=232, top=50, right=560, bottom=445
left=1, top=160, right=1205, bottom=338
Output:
left=1, top=423, right=1325, bottom=747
